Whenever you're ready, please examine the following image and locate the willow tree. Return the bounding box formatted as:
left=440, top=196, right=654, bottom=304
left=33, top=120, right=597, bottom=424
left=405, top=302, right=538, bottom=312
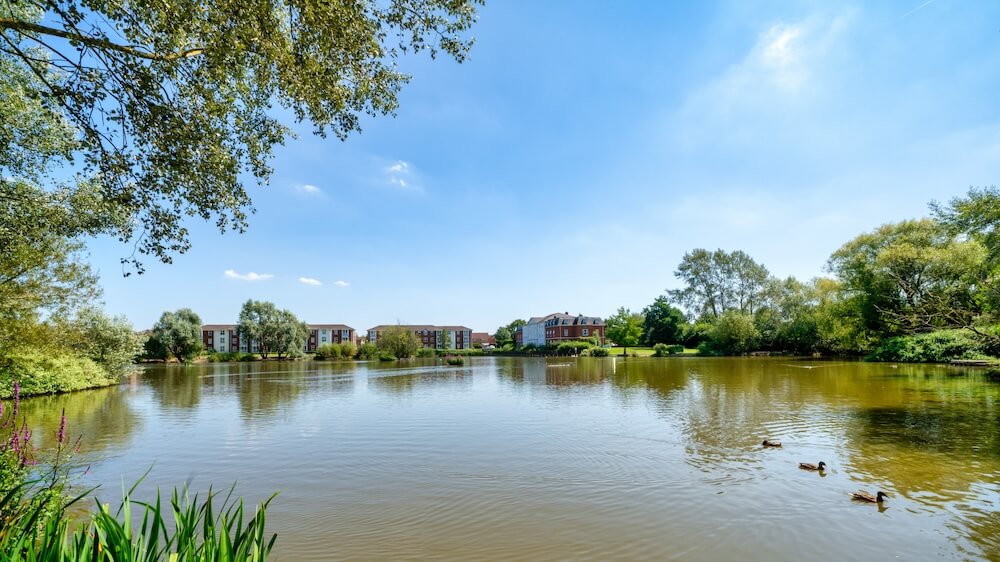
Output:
left=0, top=0, right=481, bottom=271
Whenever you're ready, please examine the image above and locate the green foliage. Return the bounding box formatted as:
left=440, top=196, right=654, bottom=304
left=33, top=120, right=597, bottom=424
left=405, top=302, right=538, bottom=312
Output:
left=605, top=307, right=644, bottom=352
left=151, top=308, right=203, bottom=363
left=590, top=347, right=609, bottom=357
left=0, top=348, right=116, bottom=397
left=376, top=326, right=419, bottom=359
left=669, top=249, right=771, bottom=320
left=642, top=296, right=686, bottom=345
left=315, top=343, right=356, bottom=360
left=357, top=343, right=379, bottom=360
left=493, top=319, right=525, bottom=348
left=700, top=311, right=761, bottom=356
left=1, top=0, right=482, bottom=270
left=237, top=300, right=307, bottom=359
left=0, top=388, right=277, bottom=561
left=59, top=307, right=144, bottom=377
left=433, top=348, right=483, bottom=357
left=445, top=356, right=464, bottom=365
left=652, top=344, right=685, bottom=357
left=378, top=352, right=397, bottom=362
left=866, top=330, right=989, bottom=363
left=339, top=342, right=357, bottom=360
left=416, top=347, right=436, bottom=358
left=555, top=341, right=593, bottom=356
left=827, top=219, right=986, bottom=340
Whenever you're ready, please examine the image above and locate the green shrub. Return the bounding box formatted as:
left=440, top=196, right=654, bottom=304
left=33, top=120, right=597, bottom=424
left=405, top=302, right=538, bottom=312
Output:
left=315, top=343, right=340, bottom=360
left=377, top=352, right=397, bottom=362
left=339, top=341, right=357, bottom=359
left=433, top=348, right=484, bottom=356
left=0, top=349, right=117, bottom=397
left=590, top=347, right=609, bottom=357
left=417, top=347, right=436, bottom=357
left=866, top=330, right=989, bottom=363
left=445, top=356, right=464, bottom=365
left=555, top=341, right=593, bottom=356
left=239, top=353, right=257, bottom=362
left=357, top=343, right=379, bottom=360
left=652, top=343, right=686, bottom=357
left=207, top=351, right=243, bottom=362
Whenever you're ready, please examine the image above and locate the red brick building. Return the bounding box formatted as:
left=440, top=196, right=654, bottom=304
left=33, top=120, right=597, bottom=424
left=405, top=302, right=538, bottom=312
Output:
left=367, top=325, right=473, bottom=350
left=514, top=313, right=605, bottom=347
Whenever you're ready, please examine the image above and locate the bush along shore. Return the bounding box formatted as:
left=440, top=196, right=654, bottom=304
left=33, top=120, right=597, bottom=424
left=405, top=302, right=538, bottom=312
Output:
left=0, top=384, right=277, bottom=560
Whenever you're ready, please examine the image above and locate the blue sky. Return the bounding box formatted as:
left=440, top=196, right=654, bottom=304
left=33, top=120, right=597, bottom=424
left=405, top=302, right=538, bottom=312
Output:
left=87, top=0, right=1000, bottom=332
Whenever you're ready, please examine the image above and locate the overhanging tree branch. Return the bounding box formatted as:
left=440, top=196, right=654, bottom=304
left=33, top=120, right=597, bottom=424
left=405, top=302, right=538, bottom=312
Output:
left=0, top=18, right=205, bottom=61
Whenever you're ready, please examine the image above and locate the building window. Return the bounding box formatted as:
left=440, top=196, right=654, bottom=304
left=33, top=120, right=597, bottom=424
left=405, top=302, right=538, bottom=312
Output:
left=583, top=329, right=589, bottom=336
left=321, top=336, right=327, bottom=342
left=562, top=329, right=568, bottom=337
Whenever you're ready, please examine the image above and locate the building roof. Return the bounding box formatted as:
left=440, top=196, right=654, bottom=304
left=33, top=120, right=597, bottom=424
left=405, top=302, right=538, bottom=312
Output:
left=368, top=324, right=473, bottom=332
left=203, top=323, right=354, bottom=331
left=525, top=312, right=604, bottom=326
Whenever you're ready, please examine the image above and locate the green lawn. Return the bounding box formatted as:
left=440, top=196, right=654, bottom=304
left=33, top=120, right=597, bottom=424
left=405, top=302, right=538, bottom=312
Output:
left=602, top=346, right=699, bottom=356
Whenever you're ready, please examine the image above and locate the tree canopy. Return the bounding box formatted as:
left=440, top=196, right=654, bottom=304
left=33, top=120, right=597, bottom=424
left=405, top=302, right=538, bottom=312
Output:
left=641, top=296, right=686, bottom=345
left=669, top=249, right=770, bottom=321
left=0, top=0, right=481, bottom=270
left=605, top=307, right=643, bottom=353
left=151, top=308, right=203, bottom=363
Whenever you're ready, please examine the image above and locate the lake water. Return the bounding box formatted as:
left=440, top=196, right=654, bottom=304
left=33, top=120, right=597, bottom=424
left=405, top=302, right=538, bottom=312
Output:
left=20, top=357, right=1000, bottom=561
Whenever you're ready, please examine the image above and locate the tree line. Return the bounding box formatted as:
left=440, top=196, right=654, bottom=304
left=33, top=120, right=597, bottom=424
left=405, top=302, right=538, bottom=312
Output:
left=494, top=187, right=1000, bottom=361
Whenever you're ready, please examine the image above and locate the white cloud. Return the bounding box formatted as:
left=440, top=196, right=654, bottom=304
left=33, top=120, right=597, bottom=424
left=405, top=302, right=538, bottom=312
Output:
left=333, top=280, right=350, bottom=287
left=672, top=13, right=854, bottom=150
left=296, top=183, right=322, bottom=195
left=298, top=277, right=322, bottom=286
left=224, top=269, right=274, bottom=282
left=384, top=160, right=422, bottom=192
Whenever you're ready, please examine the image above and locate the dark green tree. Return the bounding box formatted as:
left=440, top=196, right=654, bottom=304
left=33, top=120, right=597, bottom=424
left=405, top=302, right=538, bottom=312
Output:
left=641, top=296, right=686, bottom=345
left=151, top=308, right=203, bottom=363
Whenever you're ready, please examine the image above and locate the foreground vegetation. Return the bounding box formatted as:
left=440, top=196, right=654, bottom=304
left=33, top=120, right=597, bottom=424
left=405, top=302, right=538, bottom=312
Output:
left=0, top=388, right=276, bottom=560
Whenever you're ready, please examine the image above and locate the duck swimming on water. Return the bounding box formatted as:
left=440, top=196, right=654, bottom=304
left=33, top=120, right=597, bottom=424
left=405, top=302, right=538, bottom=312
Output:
left=852, top=490, right=889, bottom=503
left=799, top=461, right=826, bottom=471
left=762, top=439, right=782, bottom=447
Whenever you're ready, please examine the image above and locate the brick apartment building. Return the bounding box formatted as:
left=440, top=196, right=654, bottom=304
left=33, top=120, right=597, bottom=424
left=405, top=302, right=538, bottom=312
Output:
left=367, top=325, right=474, bottom=350
left=202, top=324, right=355, bottom=354
left=514, top=313, right=605, bottom=347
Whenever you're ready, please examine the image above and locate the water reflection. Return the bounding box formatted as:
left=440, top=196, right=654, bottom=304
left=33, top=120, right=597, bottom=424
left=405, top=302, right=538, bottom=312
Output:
left=23, top=357, right=1000, bottom=561
left=22, top=385, right=140, bottom=456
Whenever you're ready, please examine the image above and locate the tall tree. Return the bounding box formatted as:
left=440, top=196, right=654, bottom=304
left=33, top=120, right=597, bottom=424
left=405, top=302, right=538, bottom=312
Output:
left=641, top=296, right=686, bottom=345
left=271, top=310, right=308, bottom=360
left=238, top=299, right=278, bottom=359
left=827, top=219, right=987, bottom=342
left=0, top=0, right=482, bottom=270
left=605, top=307, right=643, bottom=355
left=669, top=249, right=771, bottom=321
left=151, top=308, right=203, bottom=363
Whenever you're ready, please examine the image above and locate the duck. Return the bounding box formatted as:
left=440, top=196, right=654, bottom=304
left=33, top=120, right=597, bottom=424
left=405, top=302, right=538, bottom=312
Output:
left=852, top=490, right=889, bottom=503
left=799, top=461, right=827, bottom=471
left=762, top=439, right=782, bottom=447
